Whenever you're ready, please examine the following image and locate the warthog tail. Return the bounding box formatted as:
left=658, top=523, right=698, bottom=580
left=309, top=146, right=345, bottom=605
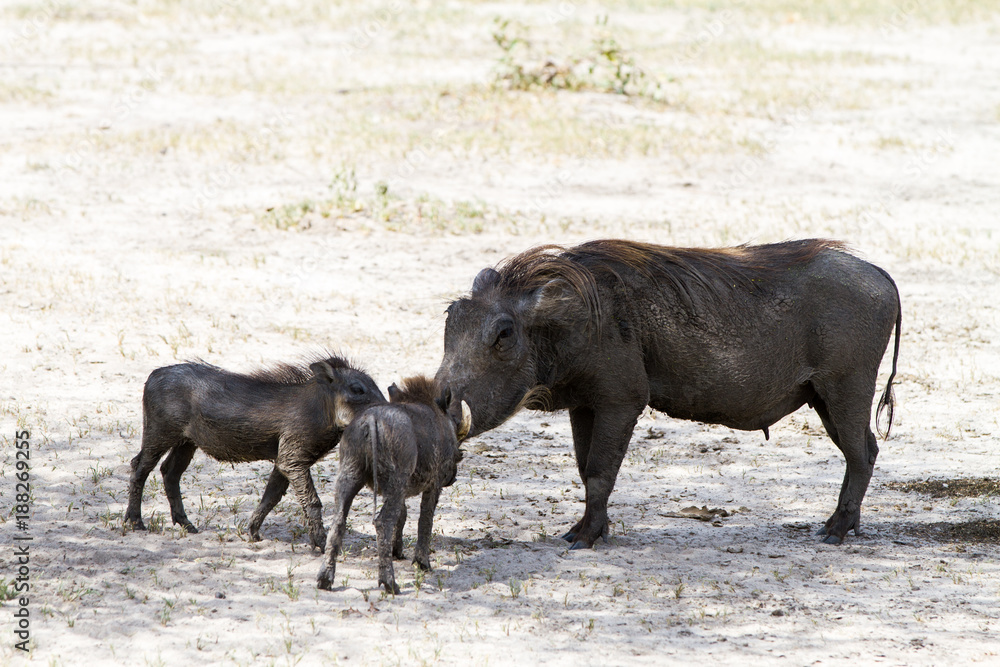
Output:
left=366, top=414, right=381, bottom=523
left=875, top=268, right=902, bottom=440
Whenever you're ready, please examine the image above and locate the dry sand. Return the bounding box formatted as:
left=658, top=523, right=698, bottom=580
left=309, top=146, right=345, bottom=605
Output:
left=2, top=2, right=1000, bottom=665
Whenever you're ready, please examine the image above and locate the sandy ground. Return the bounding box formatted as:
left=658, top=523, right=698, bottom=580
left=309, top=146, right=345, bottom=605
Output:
left=3, top=1, right=1000, bottom=665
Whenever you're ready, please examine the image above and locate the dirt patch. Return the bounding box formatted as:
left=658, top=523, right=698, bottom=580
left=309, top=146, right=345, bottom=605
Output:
left=900, top=520, right=1000, bottom=545
left=887, top=478, right=1000, bottom=498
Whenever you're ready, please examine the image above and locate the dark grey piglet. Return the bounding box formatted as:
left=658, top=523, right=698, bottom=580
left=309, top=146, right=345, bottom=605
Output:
left=316, top=376, right=471, bottom=594
left=124, top=355, right=385, bottom=550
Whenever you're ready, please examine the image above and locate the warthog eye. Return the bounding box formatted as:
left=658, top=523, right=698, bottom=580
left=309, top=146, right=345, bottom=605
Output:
left=494, top=324, right=513, bottom=348
left=349, top=382, right=366, bottom=396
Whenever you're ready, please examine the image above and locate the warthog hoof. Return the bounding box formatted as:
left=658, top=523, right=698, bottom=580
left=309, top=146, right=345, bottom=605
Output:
left=562, top=521, right=609, bottom=549
left=818, top=506, right=860, bottom=545
left=316, top=566, right=335, bottom=591
left=412, top=558, right=431, bottom=572
left=379, top=578, right=401, bottom=595
left=179, top=522, right=198, bottom=534
left=124, top=517, right=146, bottom=531
left=309, top=528, right=328, bottom=553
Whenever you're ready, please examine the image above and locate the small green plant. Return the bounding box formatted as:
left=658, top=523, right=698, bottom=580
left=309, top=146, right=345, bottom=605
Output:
left=508, top=577, right=522, bottom=599
left=261, top=200, right=316, bottom=230
left=57, top=582, right=95, bottom=602
left=147, top=511, right=165, bottom=534
left=88, top=464, right=113, bottom=484
left=0, top=579, right=17, bottom=602
left=282, top=567, right=300, bottom=601
left=479, top=564, right=497, bottom=583
left=491, top=16, right=665, bottom=102
left=330, top=165, right=359, bottom=208
left=158, top=598, right=175, bottom=626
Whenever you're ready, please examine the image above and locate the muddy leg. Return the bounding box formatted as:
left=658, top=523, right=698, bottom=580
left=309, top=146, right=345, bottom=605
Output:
left=568, top=406, right=642, bottom=550
left=160, top=441, right=198, bottom=533
left=392, top=502, right=407, bottom=560
left=124, top=426, right=178, bottom=531
left=276, top=437, right=327, bottom=551
left=562, top=406, right=595, bottom=542
left=812, top=382, right=879, bottom=544
left=248, top=466, right=290, bottom=542
left=317, top=466, right=365, bottom=591
left=375, top=488, right=405, bottom=595
left=413, top=487, right=441, bottom=571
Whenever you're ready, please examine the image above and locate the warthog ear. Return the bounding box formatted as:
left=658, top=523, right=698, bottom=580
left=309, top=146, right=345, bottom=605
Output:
left=435, top=386, right=453, bottom=413
left=388, top=383, right=400, bottom=401
left=457, top=400, right=472, bottom=441
left=472, top=267, right=501, bottom=294
left=309, top=361, right=336, bottom=384
left=528, top=279, right=581, bottom=326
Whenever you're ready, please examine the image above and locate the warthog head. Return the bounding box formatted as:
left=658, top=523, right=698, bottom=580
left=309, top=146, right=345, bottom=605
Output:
left=310, top=359, right=387, bottom=428
left=436, top=260, right=589, bottom=437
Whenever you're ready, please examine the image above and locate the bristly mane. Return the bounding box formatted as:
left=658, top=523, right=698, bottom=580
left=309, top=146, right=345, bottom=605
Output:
left=494, top=239, right=847, bottom=324
left=247, top=354, right=351, bottom=384
left=390, top=375, right=441, bottom=405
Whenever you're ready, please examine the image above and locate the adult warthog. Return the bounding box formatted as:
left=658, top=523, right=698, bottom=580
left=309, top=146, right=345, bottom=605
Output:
left=125, top=355, right=385, bottom=549
left=436, top=239, right=901, bottom=549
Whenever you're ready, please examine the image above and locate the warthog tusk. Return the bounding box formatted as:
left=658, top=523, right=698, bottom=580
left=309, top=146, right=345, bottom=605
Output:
left=458, top=400, right=472, bottom=441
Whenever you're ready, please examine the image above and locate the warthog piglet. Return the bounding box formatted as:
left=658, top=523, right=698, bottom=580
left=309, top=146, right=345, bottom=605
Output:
left=125, top=355, right=385, bottom=550
left=317, top=376, right=471, bottom=594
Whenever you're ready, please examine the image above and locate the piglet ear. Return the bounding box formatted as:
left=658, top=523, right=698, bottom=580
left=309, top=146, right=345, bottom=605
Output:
left=310, top=361, right=335, bottom=384
left=388, top=383, right=400, bottom=401
left=472, top=267, right=500, bottom=294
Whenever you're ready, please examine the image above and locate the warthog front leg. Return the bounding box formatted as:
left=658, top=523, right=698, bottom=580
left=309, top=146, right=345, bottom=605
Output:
left=276, top=437, right=327, bottom=551
left=413, top=487, right=441, bottom=571
left=125, top=426, right=184, bottom=531
left=248, top=466, right=290, bottom=542
left=317, top=465, right=365, bottom=591
left=564, top=405, right=642, bottom=550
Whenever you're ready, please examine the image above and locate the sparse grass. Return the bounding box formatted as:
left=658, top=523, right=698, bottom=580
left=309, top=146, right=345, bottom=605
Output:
left=257, top=177, right=521, bottom=235
left=603, top=0, right=1000, bottom=25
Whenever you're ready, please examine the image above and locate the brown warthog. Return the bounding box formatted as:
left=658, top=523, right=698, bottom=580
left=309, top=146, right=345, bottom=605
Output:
left=436, top=239, right=901, bottom=548
left=316, top=376, right=471, bottom=594
left=124, top=355, right=386, bottom=550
